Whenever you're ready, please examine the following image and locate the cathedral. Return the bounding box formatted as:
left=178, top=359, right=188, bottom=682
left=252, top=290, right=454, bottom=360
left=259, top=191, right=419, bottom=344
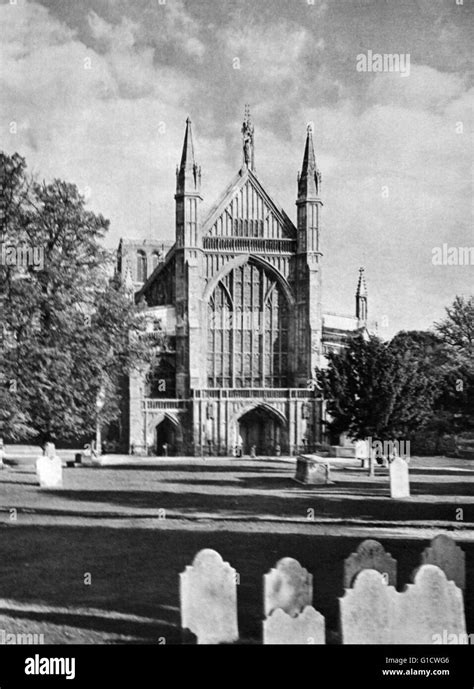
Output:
left=117, top=109, right=368, bottom=457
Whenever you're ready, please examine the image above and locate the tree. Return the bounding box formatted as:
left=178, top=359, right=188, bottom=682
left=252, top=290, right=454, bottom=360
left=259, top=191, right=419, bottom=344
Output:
left=0, top=152, right=36, bottom=440
left=0, top=152, right=150, bottom=445
left=387, top=331, right=449, bottom=444
left=436, top=296, right=474, bottom=354
left=317, top=332, right=442, bottom=448
left=435, top=296, right=474, bottom=432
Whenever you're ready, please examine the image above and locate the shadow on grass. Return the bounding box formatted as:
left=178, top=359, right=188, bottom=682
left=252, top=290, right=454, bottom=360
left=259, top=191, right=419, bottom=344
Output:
left=0, top=525, right=471, bottom=644
left=40, top=484, right=474, bottom=522
left=96, top=463, right=284, bottom=474
left=409, top=468, right=474, bottom=477
left=0, top=606, right=179, bottom=643
left=409, top=482, right=474, bottom=497
left=157, top=476, right=296, bottom=488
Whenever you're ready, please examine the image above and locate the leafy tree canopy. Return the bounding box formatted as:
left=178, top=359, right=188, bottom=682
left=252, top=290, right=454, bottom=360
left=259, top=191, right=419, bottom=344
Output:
left=317, top=295, right=473, bottom=444
left=0, top=152, right=150, bottom=444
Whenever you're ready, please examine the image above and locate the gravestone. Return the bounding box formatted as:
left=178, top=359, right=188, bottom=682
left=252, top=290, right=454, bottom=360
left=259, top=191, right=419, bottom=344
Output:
left=294, top=455, right=332, bottom=485
left=81, top=441, right=98, bottom=466
left=397, top=565, right=467, bottom=644
left=180, top=549, right=238, bottom=644
left=421, top=535, right=466, bottom=591
left=339, top=569, right=398, bottom=644
left=344, top=540, right=397, bottom=588
left=264, top=557, right=313, bottom=617
left=355, top=439, right=369, bottom=463
left=263, top=606, right=325, bottom=645
left=389, top=456, right=410, bottom=498
left=44, top=442, right=56, bottom=458
left=36, top=444, right=63, bottom=489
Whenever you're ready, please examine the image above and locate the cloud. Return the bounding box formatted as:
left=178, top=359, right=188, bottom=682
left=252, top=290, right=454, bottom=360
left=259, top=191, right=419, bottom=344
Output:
left=366, top=64, right=467, bottom=110
left=296, top=74, right=472, bottom=333
left=225, top=24, right=309, bottom=81
left=0, top=0, right=75, bottom=50
left=0, top=1, right=199, bottom=243
left=164, top=1, right=206, bottom=59
left=0, top=0, right=471, bottom=337
left=88, top=10, right=138, bottom=49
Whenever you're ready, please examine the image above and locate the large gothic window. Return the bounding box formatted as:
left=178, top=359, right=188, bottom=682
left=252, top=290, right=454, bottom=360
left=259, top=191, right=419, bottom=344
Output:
left=207, top=262, right=289, bottom=388
left=137, top=250, right=147, bottom=283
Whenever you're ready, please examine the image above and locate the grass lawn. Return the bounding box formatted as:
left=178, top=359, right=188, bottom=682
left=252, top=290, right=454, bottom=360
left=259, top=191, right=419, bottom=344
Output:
left=0, top=456, right=472, bottom=644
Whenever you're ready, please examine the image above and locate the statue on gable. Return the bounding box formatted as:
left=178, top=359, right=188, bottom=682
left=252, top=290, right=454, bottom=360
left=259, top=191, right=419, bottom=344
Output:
left=241, top=105, right=255, bottom=170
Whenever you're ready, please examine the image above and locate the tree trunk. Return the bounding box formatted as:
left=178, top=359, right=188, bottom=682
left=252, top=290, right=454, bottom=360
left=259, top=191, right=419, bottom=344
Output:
left=368, top=447, right=375, bottom=477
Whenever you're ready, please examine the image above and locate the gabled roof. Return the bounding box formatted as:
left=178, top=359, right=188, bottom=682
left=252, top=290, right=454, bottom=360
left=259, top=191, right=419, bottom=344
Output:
left=135, top=164, right=298, bottom=300
left=202, top=167, right=296, bottom=238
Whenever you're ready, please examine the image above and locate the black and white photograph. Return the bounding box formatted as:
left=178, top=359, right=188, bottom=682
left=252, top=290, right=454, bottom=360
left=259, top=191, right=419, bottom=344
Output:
left=0, top=0, right=473, bottom=682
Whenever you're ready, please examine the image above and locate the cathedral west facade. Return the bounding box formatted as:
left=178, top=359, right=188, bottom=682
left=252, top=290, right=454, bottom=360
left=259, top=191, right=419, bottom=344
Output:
left=118, top=109, right=368, bottom=457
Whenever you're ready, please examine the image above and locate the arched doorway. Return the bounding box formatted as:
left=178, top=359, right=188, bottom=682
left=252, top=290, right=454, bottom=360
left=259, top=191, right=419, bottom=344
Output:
left=155, top=417, right=177, bottom=456
left=238, top=406, right=287, bottom=456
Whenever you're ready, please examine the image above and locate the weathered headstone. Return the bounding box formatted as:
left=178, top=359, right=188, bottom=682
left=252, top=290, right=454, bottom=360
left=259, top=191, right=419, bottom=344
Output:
left=339, top=569, right=398, bottom=644
left=294, top=455, right=332, bottom=485
left=81, top=441, right=97, bottom=466
left=36, top=444, right=63, bottom=489
left=264, top=557, right=312, bottom=617
left=263, top=606, right=325, bottom=645
left=397, top=565, right=467, bottom=644
left=344, top=540, right=397, bottom=588
left=421, top=535, right=466, bottom=591
left=355, top=439, right=369, bottom=461
left=180, top=549, right=238, bottom=644
left=389, top=456, right=410, bottom=498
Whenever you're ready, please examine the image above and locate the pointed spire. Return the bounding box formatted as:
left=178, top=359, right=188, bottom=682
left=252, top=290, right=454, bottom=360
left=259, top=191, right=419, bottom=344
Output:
left=298, top=123, right=321, bottom=201
left=356, top=267, right=368, bottom=323
left=180, top=117, right=194, bottom=168
left=356, top=267, right=368, bottom=297
left=176, top=116, right=201, bottom=196
left=302, top=123, right=316, bottom=172
left=241, top=104, right=255, bottom=172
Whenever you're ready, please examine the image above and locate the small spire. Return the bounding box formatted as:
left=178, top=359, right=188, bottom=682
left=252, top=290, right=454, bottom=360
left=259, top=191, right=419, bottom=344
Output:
left=180, top=117, right=195, bottom=169
left=356, top=267, right=368, bottom=297
left=298, top=124, right=321, bottom=201
left=356, top=267, right=368, bottom=323
left=176, top=117, right=201, bottom=195
left=241, top=104, right=255, bottom=172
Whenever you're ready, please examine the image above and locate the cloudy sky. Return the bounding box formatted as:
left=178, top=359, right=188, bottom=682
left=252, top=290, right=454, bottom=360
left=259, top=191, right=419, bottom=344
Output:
left=0, top=0, right=472, bottom=337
